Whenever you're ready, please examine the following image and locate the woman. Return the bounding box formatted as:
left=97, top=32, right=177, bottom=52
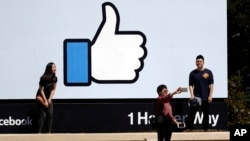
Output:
left=153, top=84, right=182, bottom=141
left=36, top=62, right=57, bottom=133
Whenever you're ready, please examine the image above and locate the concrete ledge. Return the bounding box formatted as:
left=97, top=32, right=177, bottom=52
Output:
left=0, top=132, right=229, bottom=141
left=147, top=132, right=229, bottom=141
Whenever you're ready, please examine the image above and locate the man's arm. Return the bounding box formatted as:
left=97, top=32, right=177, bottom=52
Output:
left=189, top=85, right=195, bottom=100
left=208, top=84, right=214, bottom=103
left=169, top=87, right=182, bottom=97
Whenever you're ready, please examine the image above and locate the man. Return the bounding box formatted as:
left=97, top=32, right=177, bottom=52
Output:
left=153, top=84, right=182, bottom=141
left=188, top=55, right=214, bottom=131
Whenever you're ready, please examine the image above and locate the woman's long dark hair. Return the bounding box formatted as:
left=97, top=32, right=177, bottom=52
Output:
left=41, top=62, right=56, bottom=81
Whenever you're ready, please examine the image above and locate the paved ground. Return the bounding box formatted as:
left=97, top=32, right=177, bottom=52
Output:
left=0, top=131, right=229, bottom=141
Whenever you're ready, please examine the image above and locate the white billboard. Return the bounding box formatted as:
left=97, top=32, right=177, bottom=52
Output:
left=0, top=0, right=227, bottom=99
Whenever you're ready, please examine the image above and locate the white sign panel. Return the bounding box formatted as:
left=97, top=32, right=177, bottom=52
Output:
left=0, top=0, right=227, bottom=99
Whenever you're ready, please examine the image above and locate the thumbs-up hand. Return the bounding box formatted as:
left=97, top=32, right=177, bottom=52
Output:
left=64, top=2, right=147, bottom=86
left=91, top=2, right=147, bottom=82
